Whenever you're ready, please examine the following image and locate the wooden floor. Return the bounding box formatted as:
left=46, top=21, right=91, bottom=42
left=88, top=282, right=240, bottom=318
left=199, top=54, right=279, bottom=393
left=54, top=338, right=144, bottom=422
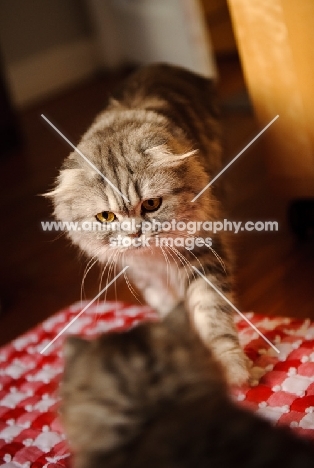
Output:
left=0, top=57, right=313, bottom=346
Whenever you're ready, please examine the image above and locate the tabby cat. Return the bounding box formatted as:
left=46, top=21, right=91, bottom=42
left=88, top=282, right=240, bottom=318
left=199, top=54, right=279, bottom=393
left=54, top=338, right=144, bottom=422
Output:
left=48, top=63, right=248, bottom=385
left=61, top=303, right=314, bottom=468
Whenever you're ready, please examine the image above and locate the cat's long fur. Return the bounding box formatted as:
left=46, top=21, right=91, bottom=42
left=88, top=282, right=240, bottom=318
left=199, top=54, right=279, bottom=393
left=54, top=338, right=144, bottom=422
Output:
left=48, top=63, right=248, bottom=385
left=61, top=304, right=314, bottom=468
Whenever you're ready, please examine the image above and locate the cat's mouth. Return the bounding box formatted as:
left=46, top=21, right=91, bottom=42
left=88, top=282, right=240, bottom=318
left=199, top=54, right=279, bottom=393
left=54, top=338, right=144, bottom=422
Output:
left=112, top=233, right=180, bottom=250
left=110, top=235, right=152, bottom=251
left=128, top=242, right=145, bottom=250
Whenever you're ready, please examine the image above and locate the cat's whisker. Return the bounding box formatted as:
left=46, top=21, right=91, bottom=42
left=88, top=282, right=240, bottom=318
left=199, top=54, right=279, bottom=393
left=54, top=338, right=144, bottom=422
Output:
left=113, top=252, right=118, bottom=305
left=166, top=245, right=195, bottom=285
left=183, top=241, right=207, bottom=278
left=161, top=244, right=180, bottom=272
left=86, top=249, right=114, bottom=327
left=103, top=253, right=116, bottom=304
left=103, top=249, right=120, bottom=305
left=80, top=254, right=99, bottom=305
left=152, top=231, right=201, bottom=282
left=161, top=242, right=196, bottom=289
left=114, top=250, right=125, bottom=304
left=204, top=243, right=227, bottom=273
left=168, top=231, right=226, bottom=273
left=170, top=245, right=195, bottom=276
left=50, top=230, right=67, bottom=242
left=99, top=254, right=114, bottom=308
left=123, top=269, right=143, bottom=305
left=160, top=245, right=170, bottom=288
left=167, top=246, right=191, bottom=286
left=98, top=249, right=116, bottom=302
left=178, top=232, right=226, bottom=273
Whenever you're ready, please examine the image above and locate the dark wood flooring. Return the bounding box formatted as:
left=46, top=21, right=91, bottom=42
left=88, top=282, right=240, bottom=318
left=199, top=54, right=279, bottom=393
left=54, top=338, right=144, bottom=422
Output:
left=0, top=57, right=313, bottom=346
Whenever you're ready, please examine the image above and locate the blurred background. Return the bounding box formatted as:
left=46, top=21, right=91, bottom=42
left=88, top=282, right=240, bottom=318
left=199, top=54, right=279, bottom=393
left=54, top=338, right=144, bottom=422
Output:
left=0, top=0, right=313, bottom=345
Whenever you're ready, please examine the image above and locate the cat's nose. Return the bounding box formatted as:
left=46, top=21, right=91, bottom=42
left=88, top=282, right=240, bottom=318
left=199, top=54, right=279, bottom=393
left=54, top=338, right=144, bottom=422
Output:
left=129, top=229, right=142, bottom=238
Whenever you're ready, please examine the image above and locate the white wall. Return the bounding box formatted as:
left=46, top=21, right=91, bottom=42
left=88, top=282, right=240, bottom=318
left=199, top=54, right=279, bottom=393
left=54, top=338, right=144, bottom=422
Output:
left=85, top=0, right=217, bottom=77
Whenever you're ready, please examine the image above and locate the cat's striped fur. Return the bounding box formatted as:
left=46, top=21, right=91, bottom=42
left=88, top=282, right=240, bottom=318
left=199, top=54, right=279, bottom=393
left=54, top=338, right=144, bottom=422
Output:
left=61, top=304, right=314, bottom=468
left=48, top=63, right=248, bottom=385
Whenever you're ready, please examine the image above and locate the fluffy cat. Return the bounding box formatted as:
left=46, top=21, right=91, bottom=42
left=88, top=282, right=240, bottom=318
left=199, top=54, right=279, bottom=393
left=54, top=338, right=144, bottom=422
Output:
left=61, top=303, right=314, bottom=468
left=47, top=63, right=248, bottom=385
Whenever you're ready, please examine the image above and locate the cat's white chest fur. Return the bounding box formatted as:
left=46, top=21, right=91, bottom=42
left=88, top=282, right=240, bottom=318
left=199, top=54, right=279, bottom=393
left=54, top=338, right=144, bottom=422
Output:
left=122, top=251, right=186, bottom=316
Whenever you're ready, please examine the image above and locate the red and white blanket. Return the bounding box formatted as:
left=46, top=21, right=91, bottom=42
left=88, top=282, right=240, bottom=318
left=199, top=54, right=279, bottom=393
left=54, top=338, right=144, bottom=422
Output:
left=1, top=301, right=314, bottom=468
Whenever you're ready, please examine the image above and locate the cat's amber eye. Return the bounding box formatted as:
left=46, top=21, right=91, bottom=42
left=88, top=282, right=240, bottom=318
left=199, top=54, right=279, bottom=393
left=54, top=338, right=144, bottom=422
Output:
left=141, top=197, right=162, bottom=212
left=95, top=211, right=116, bottom=223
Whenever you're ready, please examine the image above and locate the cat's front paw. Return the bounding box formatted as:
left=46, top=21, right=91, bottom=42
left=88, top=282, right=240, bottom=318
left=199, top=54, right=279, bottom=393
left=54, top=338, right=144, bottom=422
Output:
left=220, top=350, right=250, bottom=387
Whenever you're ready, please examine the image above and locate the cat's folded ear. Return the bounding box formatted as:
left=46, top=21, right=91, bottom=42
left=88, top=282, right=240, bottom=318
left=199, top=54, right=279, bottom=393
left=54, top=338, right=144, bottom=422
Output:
left=145, top=144, right=198, bottom=167
left=63, top=335, right=90, bottom=360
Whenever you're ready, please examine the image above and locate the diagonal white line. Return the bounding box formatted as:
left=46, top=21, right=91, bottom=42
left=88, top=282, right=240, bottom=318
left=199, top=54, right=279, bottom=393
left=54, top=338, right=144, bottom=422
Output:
left=191, top=115, right=279, bottom=202
left=41, top=114, right=130, bottom=202
left=40, top=266, right=129, bottom=354
left=192, top=266, right=280, bottom=353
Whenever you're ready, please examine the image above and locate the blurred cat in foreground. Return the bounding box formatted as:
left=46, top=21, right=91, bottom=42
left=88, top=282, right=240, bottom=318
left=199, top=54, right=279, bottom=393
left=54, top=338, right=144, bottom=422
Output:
left=60, top=303, right=314, bottom=468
